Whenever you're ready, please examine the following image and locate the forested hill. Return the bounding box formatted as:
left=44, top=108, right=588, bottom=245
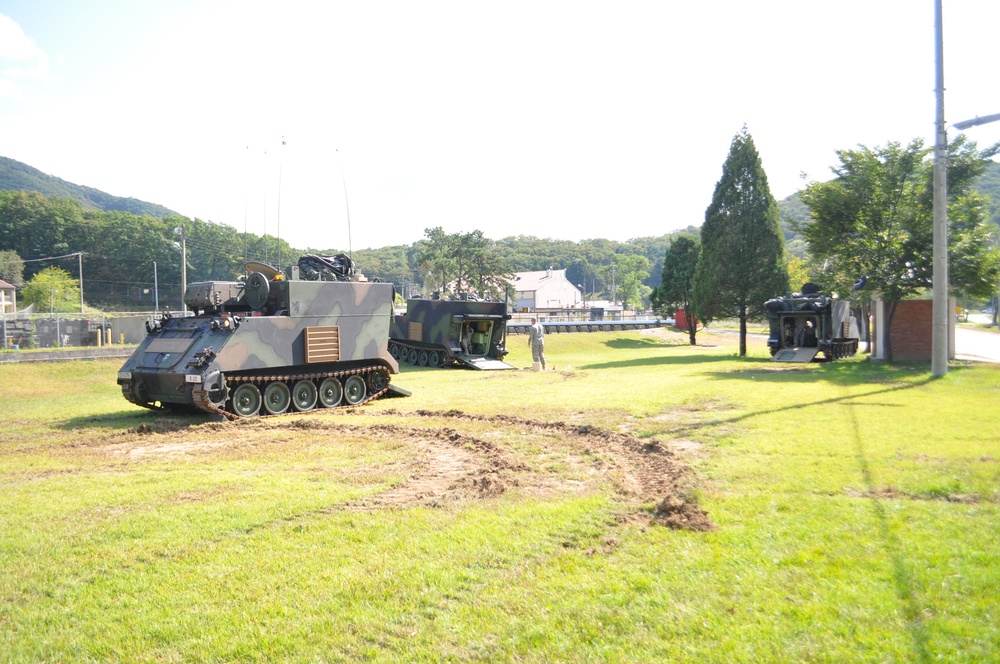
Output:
left=778, top=159, right=1000, bottom=257
left=0, top=156, right=177, bottom=218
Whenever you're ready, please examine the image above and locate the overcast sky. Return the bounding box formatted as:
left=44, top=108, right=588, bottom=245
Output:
left=2, top=1, right=999, bottom=253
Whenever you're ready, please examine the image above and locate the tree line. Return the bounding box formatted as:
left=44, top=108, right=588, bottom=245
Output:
left=0, top=188, right=695, bottom=312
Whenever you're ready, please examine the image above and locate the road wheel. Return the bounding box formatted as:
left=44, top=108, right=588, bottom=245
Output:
left=343, top=375, right=367, bottom=405
left=318, top=377, right=343, bottom=407
left=263, top=381, right=291, bottom=415
left=231, top=383, right=262, bottom=418
left=291, top=379, right=318, bottom=411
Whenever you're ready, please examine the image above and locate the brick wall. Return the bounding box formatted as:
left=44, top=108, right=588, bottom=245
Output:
left=890, top=300, right=934, bottom=361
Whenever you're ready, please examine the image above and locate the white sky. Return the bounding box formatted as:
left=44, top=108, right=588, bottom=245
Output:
left=2, top=1, right=999, bottom=252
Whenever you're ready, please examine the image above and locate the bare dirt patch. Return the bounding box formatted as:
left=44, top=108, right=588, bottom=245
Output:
left=108, top=408, right=715, bottom=531
left=369, top=409, right=716, bottom=531
left=112, top=440, right=231, bottom=459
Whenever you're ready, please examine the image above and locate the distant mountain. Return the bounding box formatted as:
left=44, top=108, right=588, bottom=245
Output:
left=0, top=156, right=178, bottom=218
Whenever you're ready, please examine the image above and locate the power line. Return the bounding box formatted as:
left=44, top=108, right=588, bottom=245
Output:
left=21, top=251, right=84, bottom=264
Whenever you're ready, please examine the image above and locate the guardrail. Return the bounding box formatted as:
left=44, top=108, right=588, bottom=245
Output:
left=0, top=347, right=134, bottom=364
left=507, top=319, right=672, bottom=334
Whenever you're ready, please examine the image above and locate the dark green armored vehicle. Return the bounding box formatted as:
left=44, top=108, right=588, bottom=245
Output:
left=388, top=295, right=514, bottom=369
left=764, top=282, right=860, bottom=361
left=118, top=254, right=407, bottom=418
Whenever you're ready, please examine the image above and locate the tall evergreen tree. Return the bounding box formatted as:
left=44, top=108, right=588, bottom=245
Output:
left=694, top=127, right=789, bottom=356
left=651, top=235, right=700, bottom=345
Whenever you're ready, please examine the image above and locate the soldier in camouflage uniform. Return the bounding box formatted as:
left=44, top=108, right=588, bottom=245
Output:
left=528, top=317, right=545, bottom=370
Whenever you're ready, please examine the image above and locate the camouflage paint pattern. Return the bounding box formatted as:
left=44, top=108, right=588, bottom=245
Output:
left=118, top=277, right=398, bottom=408
left=389, top=297, right=510, bottom=365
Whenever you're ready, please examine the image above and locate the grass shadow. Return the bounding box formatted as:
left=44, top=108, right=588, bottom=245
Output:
left=602, top=337, right=691, bottom=350
left=666, top=374, right=935, bottom=439
left=58, top=408, right=217, bottom=432
left=583, top=353, right=736, bottom=370
left=846, top=406, right=932, bottom=662
left=702, top=357, right=942, bottom=387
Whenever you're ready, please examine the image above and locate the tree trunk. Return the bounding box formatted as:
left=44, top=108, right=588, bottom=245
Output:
left=738, top=307, right=747, bottom=357
left=688, top=321, right=697, bottom=346
left=883, top=300, right=898, bottom=362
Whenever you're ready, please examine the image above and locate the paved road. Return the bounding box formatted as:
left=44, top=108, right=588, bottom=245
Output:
left=956, top=317, right=1000, bottom=364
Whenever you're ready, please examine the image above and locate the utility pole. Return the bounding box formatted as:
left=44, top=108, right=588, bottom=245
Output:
left=611, top=264, right=617, bottom=307
left=78, top=252, right=85, bottom=313
left=153, top=261, right=159, bottom=315
left=174, top=225, right=187, bottom=313
left=931, top=0, right=949, bottom=377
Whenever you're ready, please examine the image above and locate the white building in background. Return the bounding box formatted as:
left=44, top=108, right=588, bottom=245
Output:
left=511, top=268, right=582, bottom=311
left=0, top=279, right=16, bottom=314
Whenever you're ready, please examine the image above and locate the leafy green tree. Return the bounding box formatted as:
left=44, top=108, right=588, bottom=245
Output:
left=798, top=136, right=1000, bottom=361
left=785, top=255, right=812, bottom=293
left=0, top=250, right=25, bottom=288
left=462, top=231, right=514, bottom=300
left=182, top=216, right=246, bottom=282
left=21, top=266, right=81, bottom=313
left=349, top=244, right=416, bottom=287
left=415, top=227, right=458, bottom=295
left=0, top=191, right=83, bottom=262
left=694, top=127, right=789, bottom=356
left=413, top=228, right=513, bottom=299
left=651, top=235, right=700, bottom=344
left=608, top=254, right=650, bottom=310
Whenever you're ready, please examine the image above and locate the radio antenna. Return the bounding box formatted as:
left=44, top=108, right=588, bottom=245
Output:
left=277, top=136, right=285, bottom=267
left=243, top=145, right=249, bottom=267
left=336, top=148, right=352, bottom=257
left=262, top=149, right=268, bottom=264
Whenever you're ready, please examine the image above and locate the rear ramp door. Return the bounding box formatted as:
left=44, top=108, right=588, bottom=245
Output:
left=456, top=356, right=517, bottom=370
left=772, top=347, right=820, bottom=362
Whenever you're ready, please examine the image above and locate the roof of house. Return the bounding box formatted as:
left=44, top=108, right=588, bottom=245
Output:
left=0, top=279, right=15, bottom=290
left=510, top=269, right=570, bottom=292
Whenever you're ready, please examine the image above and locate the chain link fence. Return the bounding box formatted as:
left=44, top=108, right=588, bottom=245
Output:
left=1, top=311, right=158, bottom=350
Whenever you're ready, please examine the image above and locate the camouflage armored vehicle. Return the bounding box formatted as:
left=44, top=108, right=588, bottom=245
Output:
left=764, top=282, right=860, bottom=361
left=388, top=295, right=514, bottom=369
left=118, top=254, right=408, bottom=418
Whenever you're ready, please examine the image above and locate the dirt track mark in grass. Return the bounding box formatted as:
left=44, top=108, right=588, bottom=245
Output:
left=343, top=430, right=517, bottom=510
left=109, top=439, right=231, bottom=458
left=372, top=409, right=715, bottom=531
left=843, top=486, right=984, bottom=504
left=94, top=411, right=715, bottom=530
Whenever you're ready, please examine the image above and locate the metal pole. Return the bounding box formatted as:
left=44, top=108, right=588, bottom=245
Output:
left=78, top=252, right=84, bottom=313
left=180, top=226, right=187, bottom=314
left=277, top=137, right=285, bottom=268
left=932, top=0, right=949, bottom=377
left=154, top=261, right=159, bottom=315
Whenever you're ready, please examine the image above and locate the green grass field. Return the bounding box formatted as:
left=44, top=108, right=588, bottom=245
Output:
left=1, top=328, right=998, bottom=662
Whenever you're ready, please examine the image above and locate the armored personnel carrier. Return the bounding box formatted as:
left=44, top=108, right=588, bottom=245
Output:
left=388, top=295, right=514, bottom=370
left=764, top=283, right=860, bottom=361
left=118, top=254, right=407, bottom=418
